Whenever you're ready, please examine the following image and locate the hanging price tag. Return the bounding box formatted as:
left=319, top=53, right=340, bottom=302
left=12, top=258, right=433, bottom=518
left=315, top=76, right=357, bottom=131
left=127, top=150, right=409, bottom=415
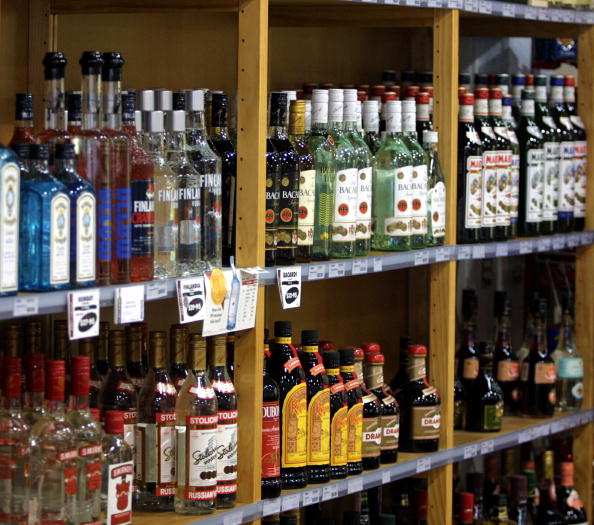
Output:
left=277, top=266, right=302, bottom=309
left=114, top=285, right=145, bottom=324
left=176, top=276, right=206, bottom=324
left=67, top=289, right=100, bottom=340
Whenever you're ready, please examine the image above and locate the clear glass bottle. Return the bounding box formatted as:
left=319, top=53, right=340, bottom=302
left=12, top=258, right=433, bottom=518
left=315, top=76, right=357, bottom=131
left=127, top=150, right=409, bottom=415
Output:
left=363, top=100, right=382, bottom=155
left=0, top=143, right=20, bottom=296
left=23, top=350, right=46, bottom=427
left=9, top=93, right=35, bottom=148
left=67, top=91, right=83, bottom=137
left=502, top=95, right=520, bottom=239
left=423, top=130, right=446, bottom=246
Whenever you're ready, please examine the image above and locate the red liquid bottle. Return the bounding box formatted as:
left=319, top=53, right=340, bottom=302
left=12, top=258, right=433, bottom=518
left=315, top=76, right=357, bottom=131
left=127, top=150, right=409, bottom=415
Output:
left=9, top=93, right=36, bottom=148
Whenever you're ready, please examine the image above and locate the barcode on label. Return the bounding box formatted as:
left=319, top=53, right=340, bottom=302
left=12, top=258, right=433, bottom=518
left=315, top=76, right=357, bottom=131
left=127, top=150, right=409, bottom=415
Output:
left=13, top=296, right=39, bottom=317
left=414, top=251, right=429, bottom=266
left=373, top=257, right=383, bottom=273
left=322, top=485, right=339, bottom=501
left=458, top=246, right=472, bottom=260
left=416, top=457, right=431, bottom=473
left=464, top=444, right=478, bottom=459
left=481, top=440, right=494, bottom=454
left=308, top=264, right=326, bottom=281
left=352, top=259, right=368, bottom=275
left=302, top=489, right=321, bottom=506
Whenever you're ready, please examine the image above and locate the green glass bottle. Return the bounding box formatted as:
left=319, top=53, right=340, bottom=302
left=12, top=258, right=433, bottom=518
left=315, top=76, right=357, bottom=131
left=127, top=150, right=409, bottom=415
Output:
left=423, top=131, right=446, bottom=246
left=502, top=96, right=519, bottom=239
left=372, top=100, right=413, bottom=252
left=363, top=100, right=382, bottom=155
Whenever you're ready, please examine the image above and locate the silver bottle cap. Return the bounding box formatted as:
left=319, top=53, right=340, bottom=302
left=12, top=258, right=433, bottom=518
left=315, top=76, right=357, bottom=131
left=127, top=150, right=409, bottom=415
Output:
left=155, top=90, right=173, bottom=111
left=134, top=110, right=142, bottom=132
left=185, top=89, right=205, bottom=112
left=139, top=90, right=155, bottom=111
left=383, top=100, right=402, bottom=114
left=168, top=110, right=186, bottom=132
left=311, top=89, right=329, bottom=103
left=423, top=130, right=438, bottom=144
left=328, top=88, right=344, bottom=102
left=402, top=100, right=416, bottom=114
left=343, top=89, right=358, bottom=102
left=143, top=110, right=164, bottom=133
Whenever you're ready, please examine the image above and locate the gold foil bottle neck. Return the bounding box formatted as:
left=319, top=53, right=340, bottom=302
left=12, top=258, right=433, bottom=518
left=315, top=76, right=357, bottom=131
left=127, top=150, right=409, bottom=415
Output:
left=149, top=331, right=167, bottom=368
left=170, top=324, right=188, bottom=365
left=189, top=333, right=207, bottom=371
left=108, top=330, right=126, bottom=367
left=78, top=338, right=96, bottom=359
left=289, top=100, right=306, bottom=136
left=543, top=450, right=554, bottom=479
left=207, top=335, right=227, bottom=367
left=127, top=324, right=143, bottom=363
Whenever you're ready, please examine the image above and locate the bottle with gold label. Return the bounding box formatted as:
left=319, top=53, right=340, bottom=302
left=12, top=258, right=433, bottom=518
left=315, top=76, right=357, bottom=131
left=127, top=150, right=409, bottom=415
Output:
left=125, top=324, right=146, bottom=392
left=175, top=334, right=218, bottom=515
left=266, top=321, right=307, bottom=489
left=207, top=335, right=238, bottom=508
left=339, top=347, right=363, bottom=476
left=300, top=330, right=330, bottom=484
left=396, top=344, right=441, bottom=452
left=457, top=289, right=480, bottom=394
left=262, top=329, right=281, bottom=498
left=136, top=331, right=177, bottom=511
left=321, top=351, right=348, bottom=480
left=170, top=324, right=189, bottom=392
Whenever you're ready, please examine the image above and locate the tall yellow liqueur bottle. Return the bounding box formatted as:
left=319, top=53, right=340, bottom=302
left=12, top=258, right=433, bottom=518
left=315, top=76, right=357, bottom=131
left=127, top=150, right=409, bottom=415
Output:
left=339, top=347, right=363, bottom=476
left=175, top=334, right=218, bottom=515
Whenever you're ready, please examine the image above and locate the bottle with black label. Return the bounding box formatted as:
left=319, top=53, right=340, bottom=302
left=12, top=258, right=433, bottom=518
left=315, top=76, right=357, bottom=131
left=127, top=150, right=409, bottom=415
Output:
left=457, top=289, right=480, bottom=394
left=169, top=324, right=189, bottom=392
left=338, top=347, right=363, bottom=475
left=262, top=329, right=281, bottom=498
left=265, top=120, right=281, bottom=267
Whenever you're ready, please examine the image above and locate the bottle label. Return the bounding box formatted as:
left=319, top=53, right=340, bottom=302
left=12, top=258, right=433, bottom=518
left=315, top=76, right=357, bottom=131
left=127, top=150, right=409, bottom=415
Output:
left=131, top=180, right=154, bottom=256
left=570, top=114, right=584, bottom=129
left=383, top=165, right=414, bottom=236
left=543, top=142, right=560, bottom=221
left=428, top=181, right=446, bottom=238
left=481, top=151, right=498, bottom=227
left=483, top=401, right=503, bottom=431
left=97, top=188, right=112, bottom=264
left=106, top=462, right=133, bottom=525
left=123, top=410, right=137, bottom=457
left=459, top=105, right=474, bottom=122
left=464, top=156, right=482, bottom=229
left=184, top=414, right=218, bottom=501
left=262, top=401, right=280, bottom=479
left=557, top=357, right=584, bottom=379
left=50, top=193, right=71, bottom=285
left=211, top=379, right=236, bottom=394
left=497, top=361, right=520, bottom=382
left=277, top=172, right=299, bottom=251
left=496, top=151, right=512, bottom=226
left=330, top=405, right=348, bottom=467
left=356, top=167, right=372, bottom=240
left=463, top=358, right=479, bottom=380
left=332, top=168, right=358, bottom=242
left=297, top=169, right=316, bottom=246
left=114, top=187, right=131, bottom=260
left=411, top=164, right=428, bottom=235
left=281, top=382, right=307, bottom=468
left=510, top=153, right=520, bottom=222
left=411, top=406, right=441, bottom=440
left=307, top=388, right=330, bottom=465
left=381, top=412, right=399, bottom=451
left=535, top=363, right=557, bottom=384
left=79, top=444, right=103, bottom=492
left=0, top=162, right=19, bottom=293
left=346, top=402, right=363, bottom=464
left=216, top=411, right=238, bottom=495
left=265, top=169, right=278, bottom=254
left=574, top=140, right=587, bottom=218
left=75, top=191, right=96, bottom=282
left=558, top=141, right=575, bottom=218
left=362, top=416, right=381, bottom=458
left=284, top=357, right=301, bottom=372
left=525, top=149, right=544, bottom=223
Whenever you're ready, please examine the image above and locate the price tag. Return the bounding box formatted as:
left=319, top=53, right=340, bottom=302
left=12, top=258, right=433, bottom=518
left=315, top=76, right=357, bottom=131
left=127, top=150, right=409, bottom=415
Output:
left=540, top=237, right=552, bottom=252
left=328, top=262, right=346, bottom=278
left=428, top=0, right=441, bottom=6
left=447, top=0, right=463, bottom=7
left=373, top=257, right=383, bottom=273
left=519, top=240, right=532, bottom=254
left=176, top=276, right=206, bottom=324
left=223, top=511, right=244, bottom=525
left=481, top=440, right=495, bottom=454
left=472, top=245, right=486, bottom=259
left=464, top=0, right=479, bottom=10
left=502, top=3, right=516, bottom=17
left=303, top=489, right=321, bottom=506
left=322, top=484, right=339, bottom=501
left=518, top=428, right=535, bottom=444
left=382, top=470, right=391, bottom=484
left=13, top=296, right=39, bottom=317
left=416, top=457, right=431, bottom=473
left=352, top=259, right=369, bottom=275
left=277, top=266, right=302, bottom=309
left=67, top=289, right=100, bottom=340
left=114, top=285, right=145, bottom=324
left=404, top=0, right=420, bottom=6
left=479, top=0, right=492, bottom=13
left=262, top=497, right=281, bottom=516
left=495, top=243, right=509, bottom=257
left=464, top=444, right=479, bottom=459
left=414, top=251, right=429, bottom=266
left=308, top=264, right=326, bottom=281
left=552, top=236, right=566, bottom=250
left=537, top=8, right=549, bottom=20
left=146, top=281, right=168, bottom=300
left=347, top=477, right=363, bottom=494
left=281, top=494, right=301, bottom=511
left=524, top=6, right=537, bottom=18
left=435, top=246, right=451, bottom=262
left=458, top=246, right=472, bottom=260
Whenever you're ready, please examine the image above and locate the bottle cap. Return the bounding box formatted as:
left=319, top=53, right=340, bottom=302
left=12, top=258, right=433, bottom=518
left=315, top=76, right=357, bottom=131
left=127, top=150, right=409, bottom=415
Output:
left=475, top=87, right=489, bottom=99
left=318, top=340, right=335, bottom=352
left=274, top=320, right=292, bottom=338
left=121, top=91, right=136, bottom=112
left=371, top=85, right=386, bottom=97
left=70, top=355, right=90, bottom=397
left=185, top=89, right=205, bottom=112
left=43, top=51, right=67, bottom=80
left=322, top=351, right=340, bottom=369
left=339, top=347, right=355, bottom=365
left=550, top=74, right=564, bottom=87
left=362, top=100, right=379, bottom=113
left=328, top=88, right=344, bottom=102
left=564, top=75, right=576, bottom=87
left=405, top=85, right=420, bottom=99
left=139, top=89, right=155, bottom=111
left=320, top=82, right=334, bottom=89
left=408, top=344, right=427, bottom=356
left=12, top=143, right=31, bottom=160
left=311, top=89, right=329, bottom=102
left=29, top=144, right=49, bottom=161
left=45, top=359, right=66, bottom=401
left=143, top=110, right=164, bottom=133
left=512, top=73, right=526, bottom=85
left=416, top=92, right=430, bottom=105
left=302, top=82, right=318, bottom=94
left=79, top=51, right=103, bottom=75
left=382, top=92, right=397, bottom=103
left=382, top=69, right=397, bottom=83
left=3, top=357, right=21, bottom=399
left=489, top=87, right=503, bottom=100
left=54, top=142, right=76, bottom=160
left=365, top=352, right=385, bottom=364
left=90, top=408, right=101, bottom=422
left=301, top=330, right=319, bottom=346
left=155, top=90, right=173, bottom=111
left=105, top=410, right=125, bottom=434
left=361, top=342, right=381, bottom=355
left=269, top=92, right=288, bottom=126
left=343, top=88, right=358, bottom=102
left=173, top=91, right=186, bottom=111
left=533, top=74, right=547, bottom=87
left=168, top=109, right=186, bottom=132
left=101, top=52, right=125, bottom=81
left=502, top=95, right=512, bottom=106
left=474, top=73, right=489, bottom=85
left=459, top=73, right=471, bottom=85
left=459, top=93, right=474, bottom=105
left=423, top=130, right=438, bottom=144
left=351, top=346, right=364, bottom=359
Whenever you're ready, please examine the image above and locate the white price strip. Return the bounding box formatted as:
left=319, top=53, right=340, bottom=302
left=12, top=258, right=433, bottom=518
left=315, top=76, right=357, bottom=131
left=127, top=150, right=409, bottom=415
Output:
left=539, top=238, right=552, bottom=252
left=481, top=440, right=495, bottom=455
left=308, top=264, right=326, bottom=281
left=502, top=3, right=516, bottom=17
left=145, top=280, right=168, bottom=300
left=347, top=477, right=363, bottom=494
left=352, top=258, right=369, bottom=275
left=435, top=246, right=451, bottom=262
left=518, top=429, right=534, bottom=444
left=262, top=497, right=281, bottom=516
left=464, top=444, right=479, bottom=459
left=447, top=0, right=463, bottom=7
left=223, top=511, right=243, bottom=525
left=519, top=240, right=532, bottom=254
left=277, top=266, right=302, bottom=310
left=382, top=470, right=391, bottom=484
left=495, top=243, right=509, bottom=257
left=427, top=0, right=441, bottom=6
left=414, top=251, right=430, bottom=266
left=67, top=289, right=100, bottom=340
left=281, top=494, right=301, bottom=511
left=404, top=0, right=420, bottom=6
left=328, top=262, right=346, bottom=278
left=458, top=246, right=472, bottom=260
left=302, top=489, right=321, bottom=506
left=114, top=285, right=145, bottom=324
left=322, top=484, right=339, bottom=501
left=416, top=457, right=431, bottom=473
left=13, top=296, right=39, bottom=317
left=552, top=236, right=566, bottom=250
left=539, top=423, right=551, bottom=437
left=464, top=0, right=478, bottom=10
left=176, top=276, right=206, bottom=324
left=472, top=245, right=486, bottom=259
left=373, top=257, right=383, bottom=273
left=538, top=8, right=549, bottom=20
left=479, top=0, right=492, bottom=13
left=524, top=6, right=538, bottom=18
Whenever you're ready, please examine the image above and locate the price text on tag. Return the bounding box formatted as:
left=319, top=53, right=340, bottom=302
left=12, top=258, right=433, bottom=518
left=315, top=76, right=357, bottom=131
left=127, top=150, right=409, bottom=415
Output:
left=67, top=289, right=100, bottom=340
left=176, top=276, right=206, bottom=324
left=277, top=266, right=302, bottom=309
left=114, top=285, right=145, bottom=324
left=13, top=296, right=39, bottom=317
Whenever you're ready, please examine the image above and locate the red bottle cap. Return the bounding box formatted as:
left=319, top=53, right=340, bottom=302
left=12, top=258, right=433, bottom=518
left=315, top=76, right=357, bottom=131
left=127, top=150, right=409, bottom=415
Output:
left=3, top=357, right=22, bottom=399
left=105, top=410, right=124, bottom=434
left=458, top=87, right=468, bottom=96
left=408, top=344, right=427, bottom=356
left=475, top=87, right=489, bottom=99
left=351, top=346, right=365, bottom=359
left=357, top=84, right=370, bottom=93
left=459, top=93, right=474, bottom=105
left=393, top=86, right=401, bottom=99
left=364, top=352, right=385, bottom=364
left=489, top=87, right=503, bottom=99
left=357, top=90, right=367, bottom=102
left=318, top=340, right=336, bottom=352
left=382, top=92, right=397, bottom=103
left=361, top=342, right=381, bottom=355
left=423, top=86, right=434, bottom=97
left=25, top=353, right=45, bottom=393
left=564, top=75, right=576, bottom=87
left=526, top=74, right=534, bottom=86
left=90, top=408, right=101, bottom=422
left=70, top=355, right=90, bottom=398
left=416, top=92, right=430, bottom=105
left=45, top=360, right=66, bottom=401
left=406, top=85, right=420, bottom=98
left=459, top=493, right=475, bottom=524
left=371, top=85, right=386, bottom=97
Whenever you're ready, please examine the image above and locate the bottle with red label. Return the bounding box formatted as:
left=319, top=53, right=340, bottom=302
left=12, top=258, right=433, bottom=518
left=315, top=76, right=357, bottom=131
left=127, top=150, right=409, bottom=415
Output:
left=339, top=347, right=363, bottom=476
left=136, top=331, right=177, bottom=511
left=30, top=360, right=78, bottom=524
left=102, top=410, right=134, bottom=525
left=262, top=329, right=281, bottom=498
left=556, top=438, right=588, bottom=525
left=207, top=335, right=238, bottom=508
left=457, top=289, right=480, bottom=394
left=170, top=324, right=190, bottom=392
left=537, top=450, right=564, bottom=524
left=125, top=323, right=147, bottom=391
left=78, top=337, right=103, bottom=408
left=175, top=333, right=218, bottom=515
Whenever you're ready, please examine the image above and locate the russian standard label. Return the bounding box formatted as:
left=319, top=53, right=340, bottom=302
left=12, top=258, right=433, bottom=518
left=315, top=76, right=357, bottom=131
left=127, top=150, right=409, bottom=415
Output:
left=481, top=151, right=498, bottom=227
left=525, top=149, right=544, bottom=223
left=106, top=462, right=133, bottom=525
left=496, top=151, right=512, bottom=226
left=574, top=141, right=587, bottom=218
left=543, top=142, right=560, bottom=221
left=277, top=266, right=301, bottom=309
left=177, top=276, right=206, bottom=323
left=465, top=156, right=482, bottom=228
left=297, top=169, right=315, bottom=246
left=356, top=167, right=372, bottom=240
left=50, top=193, right=70, bottom=285
left=558, top=141, right=575, bottom=219
left=115, top=284, right=145, bottom=324
left=216, top=411, right=238, bottom=495
left=332, top=168, right=358, bottom=242
left=75, top=191, right=96, bottom=282
left=384, top=165, right=413, bottom=235
left=411, top=164, right=428, bottom=235
left=0, top=162, right=19, bottom=293
left=67, top=288, right=100, bottom=340
left=428, top=181, right=446, bottom=237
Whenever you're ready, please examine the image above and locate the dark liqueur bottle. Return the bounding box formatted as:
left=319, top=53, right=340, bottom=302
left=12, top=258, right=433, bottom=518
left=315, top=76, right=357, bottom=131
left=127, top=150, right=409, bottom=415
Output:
left=265, top=119, right=281, bottom=267
left=483, top=455, right=501, bottom=517
left=96, top=321, right=110, bottom=378
left=537, top=451, right=563, bottom=524
left=266, top=321, right=307, bottom=489
left=557, top=442, right=588, bottom=525
left=339, top=347, right=363, bottom=476
left=169, top=324, right=189, bottom=392
left=300, top=330, right=330, bottom=483
left=457, top=93, right=484, bottom=244
left=466, top=472, right=489, bottom=524
left=457, top=289, right=480, bottom=394
left=125, top=323, right=146, bottom=391
left=454, top=376, right=466, bottom=430
left=262, top=330, right=281, bottom=498
left=509, top=475, right=530, bottom=525
left=465, top=343, right=503, bottom=432
left=396, top=344, right=441, bottom=452
left=389, top=335, right=413, bottom=392
left=360, top=355, right=382, bottom=471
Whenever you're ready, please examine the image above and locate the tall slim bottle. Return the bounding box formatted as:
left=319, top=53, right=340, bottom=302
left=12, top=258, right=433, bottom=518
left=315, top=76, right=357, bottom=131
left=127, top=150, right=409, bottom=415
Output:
left=170, top=324, right=189, bottom=391
left=0, top=143, right=20, bottom=296
left=457, top=289, right=480, bottom=394
left=537, top=451, right=563, bottom=524
left=511, top=74, right=526, bottom=126
left=262, top=333, right=281, bottom=498
left=423, top=131, right=446, bottom=246
left=502, top=95, right=520, bottom=238
left=339, top=347, right=363, bottom=476
left=9, top=93, right=35, bottom=148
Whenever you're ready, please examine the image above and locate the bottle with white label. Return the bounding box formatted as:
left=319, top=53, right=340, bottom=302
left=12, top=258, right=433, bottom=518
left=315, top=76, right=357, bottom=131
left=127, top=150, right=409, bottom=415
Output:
left=422, top=131, right=446, bottom=246
left=19, top=143, right=70, bottom=291
left=502, top=95, right=520, bottom=239
left=363, top=100, right=382, bottom=155
left=0, top=143, right=20, bottom=296
left=327, top=89, right=358, bottom=258
left=372, top=100, right=413, bottom=251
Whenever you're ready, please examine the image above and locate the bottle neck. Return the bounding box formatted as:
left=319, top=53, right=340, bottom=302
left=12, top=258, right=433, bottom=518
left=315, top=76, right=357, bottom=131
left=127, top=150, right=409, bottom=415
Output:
left=144, top=131, right=166, bottom=157
left=363, top=111, right=379, bottom=134
left=53, top=157, right=77, bottom=174
left=128, top=340, right=143, bottom=363
left=187, top=110, right=207, bottom=132
left=408, top=355, right=427, bottom=381
left=462, top=321, right=476, bottom=347
left=166, top=130, right=187, bottom=155
left=364, top=363, right=384, bottom=390
left=269, top=124, right=288, bottom=140
left=44, top=78, right=67, bottom=131
left=46, top=399, right=66, bottom=415
left=81, top=73, right=102, bottom=131
left=459, top=104, right=474, bottom=123
left=30, top=159, right=51, bottom=176
left=68, top=394, right=90, bottom=411
left=521, top=99, right=536, bottom=118
left=559, top=313, right=574, bottom=348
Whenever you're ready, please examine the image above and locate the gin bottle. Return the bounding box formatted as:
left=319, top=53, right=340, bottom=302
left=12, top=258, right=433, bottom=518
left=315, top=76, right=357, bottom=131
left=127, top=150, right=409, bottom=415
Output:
left=423, top=131, right=446, bottom=246
left=9, top=93, right=35, bottom=148
left=19, top=143, right=71, bottom=291
left=372, top=100, right=413, bottom=251
left=0, top=143, right=20, bottom=296
left=362, top=100, right=382, bottom=155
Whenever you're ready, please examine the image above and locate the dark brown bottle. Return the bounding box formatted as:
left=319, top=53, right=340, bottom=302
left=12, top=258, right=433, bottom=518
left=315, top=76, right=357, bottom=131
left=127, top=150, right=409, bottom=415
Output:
left=96, top=321, right=110, bottom=378
left=126, top=323, right=146, bottom=392
left=557, top=440, right=588, bottom=525
left=537, top=451, right=563, bottom=524
left=169, top=324, right=189, bottom=392
left=78, top=337, right=102, bottom=409
left=136, top=331, right=177, bottom=511
left=339, top=347, right=363, bottom=476
left=389, top=335, right=413, bottom=392
left=262, top=329, right=281, bottom=498
left=457, top=289, right=480, bottom=394
left=226, top=333, right=235, bottom=381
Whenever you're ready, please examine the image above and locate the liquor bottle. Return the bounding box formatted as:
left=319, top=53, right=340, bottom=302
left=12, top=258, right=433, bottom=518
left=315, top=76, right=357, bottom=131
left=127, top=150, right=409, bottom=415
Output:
left=508, top=475, right=530, bottom=525
left=548, top=76, right=575, bottom=233
left=0, top=143, right=20, bottom=297
left=466, top=472, right=489, bottom=524
left=484, top=455, right=501, bottom=516
left=125, top=323, right=146, bottom=391
left=265, top=104, right=281, bottom=267
left=525, top=469, right=540, bottom=522
left=53, top=320, right=72, bottom=399
left=101, top=411, right=134, bottom=525
left=185, top=90, right=222, bottom=270
left=489, top=494, right=513, bottom=523
left=363, top=100, right=382, bottom=155
left=537, top=451, right=563, bottom=524
left=534, top=75, right=560, bottom=235
left=389, top=335, right=413, bottom=392
left=416, top=92, right=432, bottom=139
left=289, top=100, right=315, bottom=263
left=339, top=347, right=363, bottom=475
left=169, top=324, right=189, bottom=392
left=557, top=447, right=588, bottom=524
left=458, top=493, right=475, bottom=525
left=78, top=337, right=102, bottom=408
left=360, top=369, right=382, bottom=471
left=457, top=289, right=479, bottom=393
left=0, top=357, right=31, bottom=524
left=343, top=89, right=373, bottom=256
left=226, top=333, right=235, bottom=381
left=321, top=351, right=348, bottom=480
left=465, top=342, right=503, bottom=432
left=122, top=91, right=154, bottom=282
left=23, top=349, right=45, bottom=426
left=53, top=142, right=97, bottom=287
left=502, top=95, right=520, bottom=238
left=396, top=344, right=441, bottom=452
left=459, top=72, right=472, bottom=92
left=299, top=330, right=331, bottom=483
left=19, top=143, right=71, bottom=291
left=423, top=130, right=446, bottom=246
left=262, top=332, right=281, bottom=498
left=551, top=299, right=583, bottom=412
left=511, top=74, right=526, bottom=126
left=454, top=376, right=465, bottom=430
left=144, top=110, right=178, bottom=279
left=9, top=93, right=35, bottom=148
left=67, top=91, right=83, bottom=137
left=30, top=360, right=78, bottom=524
left=372, top=100, right=414, bottom=251
left=516, top=292, right=539, bottom=364
left=457, top=93, right=483, bottom=244
left=96, top=321, right=111, bottom=378
left=136, top=331, right=177, bottom=511
left=175, top=334, right=218, bottom=515
left=521, top=298, right=556, bottom=417
left=266, top=321, right=307, bottom=489
left=207, top=91, right=236, bottom=265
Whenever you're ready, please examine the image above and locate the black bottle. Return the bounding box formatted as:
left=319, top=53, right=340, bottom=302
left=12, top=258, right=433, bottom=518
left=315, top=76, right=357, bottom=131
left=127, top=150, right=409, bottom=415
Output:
left=262, top=329, right=281, bottom=499
left=457, top=289, right=480, bottom=394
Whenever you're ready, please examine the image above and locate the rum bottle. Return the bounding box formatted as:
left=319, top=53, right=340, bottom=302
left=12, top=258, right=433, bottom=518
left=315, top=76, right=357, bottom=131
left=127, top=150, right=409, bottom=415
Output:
left=9, top=93, right=35, bottom=148
left=502, top=95, right=520, bottom=238
left=265, top=115, right=281, bottom=267
left=339, top=347, right=363, bottom=475
left=170, top=324, right=189, bottom=392
left=423, top=130, right=446, bottom=246
left=262, top=332, right=281, bottom=498
left=125, top=323, right=146, bottom=391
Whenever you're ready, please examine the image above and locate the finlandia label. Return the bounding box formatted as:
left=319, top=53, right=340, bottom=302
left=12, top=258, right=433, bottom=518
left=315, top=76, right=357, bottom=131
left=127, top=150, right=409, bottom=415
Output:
left=76, top=192, right=96, bottom=282
left=297, top=169, right=315, bottom=246
left=481, top=151, right=498, bottom=227
left=332, top=168, right=358, bottom=242
left=410, top=164, right=428, bottom=235
left=0, top=162, right=19, bottom=292
left=525, top=149, right=544, bottom=223
left=558, top=142, right=575, bottom=218
left=465, top=156, right=482, bottom=228
left=428, top=181, right=446, bottom=238
left=356, top=167, right=372, bottom=240
left=384, top=165, right=413, bottom=236
left=543, top=142, right=560, bottom=221
left=50, top=193, right=70, bottom=285
left=281, top=382, right=307, bottom=468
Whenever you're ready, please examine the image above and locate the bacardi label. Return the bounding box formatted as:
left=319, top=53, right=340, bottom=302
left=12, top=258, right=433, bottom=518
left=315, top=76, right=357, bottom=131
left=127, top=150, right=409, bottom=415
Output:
left=574, top=140, right=587, bottom=218
left=281, top=382, right=307, bottom=468
left=495, top=151, right=512, bottom=227
left=465, top=156, right=482, bottom=229
left=543, top=142, right=560, bottom=221
left=49, top=193, right=71, bottom=285
left=106, top=461, right=133, bottom=525
left=297, top=169, right=315, bottom=246
left=306, top=389, right=330, bottom=466
left=525, top=149, right=544, bottom=223
left=216, top=410, right=238, bottom=495
left=481, top=151, right=498, bottom=227
left=261, top=401, right=280, bottom=479
left=428, top=181, right=446, bottom=238
left=356, top=167, right=372, bottom=240
left=361, top=415, right=381, bottom=458
left=0, top=162, right=19, bottom=293
left=411, top=406, right=441, bottom=441
left=76, top=191, right=96, bottom=283
left=332, top=168, right=358, bottom=242
left=330, top=405, right=348, bottom=467
left=346, top=403, right=363, bottom=464
left=410, top=164, right=428, bottom=235
left=184, top=415, right=218, bottom=501
left=265, top=173, right=279, bottom=254
left=277, top=173, right=298, bottom=251
left=130, top=180, right=154, bottom=257
left=558, top=141, right=575, bottom=219
left=383, top=165, right=413, bottom=236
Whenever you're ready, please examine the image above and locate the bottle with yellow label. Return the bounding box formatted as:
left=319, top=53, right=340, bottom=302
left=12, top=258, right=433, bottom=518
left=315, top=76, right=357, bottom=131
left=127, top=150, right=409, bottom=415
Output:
left=266, top=321, right=307, bottom=489
left=299, top=330, right=330, bottom=484
left=339, top=347, right=363, bottom=476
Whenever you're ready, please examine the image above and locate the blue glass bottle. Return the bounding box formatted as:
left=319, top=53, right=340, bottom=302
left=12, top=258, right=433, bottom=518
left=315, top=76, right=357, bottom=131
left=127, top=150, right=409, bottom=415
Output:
left=53, top=142, right=96, bottom=287
left=19, top=143, right=71, bottom=291
left=0, top=143, right=21, bottom=296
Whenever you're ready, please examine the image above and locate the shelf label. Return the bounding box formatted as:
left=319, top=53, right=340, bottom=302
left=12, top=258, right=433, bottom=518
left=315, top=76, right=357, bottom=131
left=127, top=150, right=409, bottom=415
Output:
left=262, top=497, right=281, bottom=516
left=428, top=0, right=441, bottom=6
left=464, top=0, right=479, bottom=10
left=114, top=285, right=145, bottom=325
left=416, top=457, right=431, bottom=473
left=176, top=276, right=206, bottom=324
left=322, top=484, right=339, bottom=501
left=551, top=419, right=569, bottom=434
left=352, top=259, right=369, bottom=275
left=281, top=494, right=301, bottom=511
left=347, top=477, right=363, bottom=494
left=472, top=245, right=486, bottom=259
left=458, top=246, right=472, bottom=260
left=67, top=288, right=100, bottom=340
left=539, top=237, right=552, bottom=252
left=537, top=8, right=549, bottom=20
left=382, top=470, right=391, bottom=484
left=308, top=264, right=326, bottom=281
left=328, top=262, right=346, bottom=278
left=404, top=0, right=421, bottom=6
left=146, top=281, right=168, bottom=300
left=373, top=257, right=383, bottom=273
left=223, top=511, right=243, bottom=525
left=524, top=6, right=538, bottom=18
left=447, top=0, right=463, bottom=7
left=302, top=489, right=321, bottom=506
left=479, top=0, right=492, bottom=13
left=414, top=251, right=430, bottom=266
left=277, top=266, right=302, bottom=310
left=480, top=440, right=494, bottom=454
left=435, top=246, right=451, bottom=262
left=502, top=3, right=516, bottom=17
left=552, top=236, right=566, bottom=250
left=464, top=444, right=478, bottom=459
left=13, top=296, right=39, bottom=317
left=519, top=240, right=532, bottom=254
left=495, top=243, right=509, bottom=257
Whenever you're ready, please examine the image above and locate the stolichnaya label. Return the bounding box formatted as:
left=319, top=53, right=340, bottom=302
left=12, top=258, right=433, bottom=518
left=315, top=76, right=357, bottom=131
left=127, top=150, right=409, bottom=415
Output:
left=332, top=168, right=358, bottom=242
left=496, top=151, right=512, bottom=227
left=428, top=181, right=446, bottom=238
left=182, top=414, right=218, bottom=501
left=216, top=410, right=238, bottom=495
left=573, top=140, right=587, bottom=218
left=50, top=192, right=71, bottom=285
left=464, top=156, right=482, bottom=229
left=525, top=149, right=544, bottom=223
left=411, top=406, right=441, bottom=440
left=297, top=169, right=315, bottom=246
left=76, top=191, right=96, bottom=282
left=130, top=180, right=154, bottom=257
left=481, top=151, right=498, bottom=227
left=330, top=405, right=348, bottom=467
left=262, top=401, right=280, bottom=478
left=307, top=389, right=330, bottom=465
left=106, top=461, right=134, bottom=525
left=410, top=164, right=428, bottom=235
left=381, top=165, right=414, bottom=236
left=362, top=414, right=381, bottom=459
left=483, top=401, right=504, bottom=431
left=543, top=142, right=560, bottom=221
left=281, top=382, right=307, bottom=468
left=346, top=402, right=363, bottom=464
left=558, top=141, right=575, bottom=220
left=0, top=162, right=19, bottom=293
left=356, top=167, right=372, bottom=240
